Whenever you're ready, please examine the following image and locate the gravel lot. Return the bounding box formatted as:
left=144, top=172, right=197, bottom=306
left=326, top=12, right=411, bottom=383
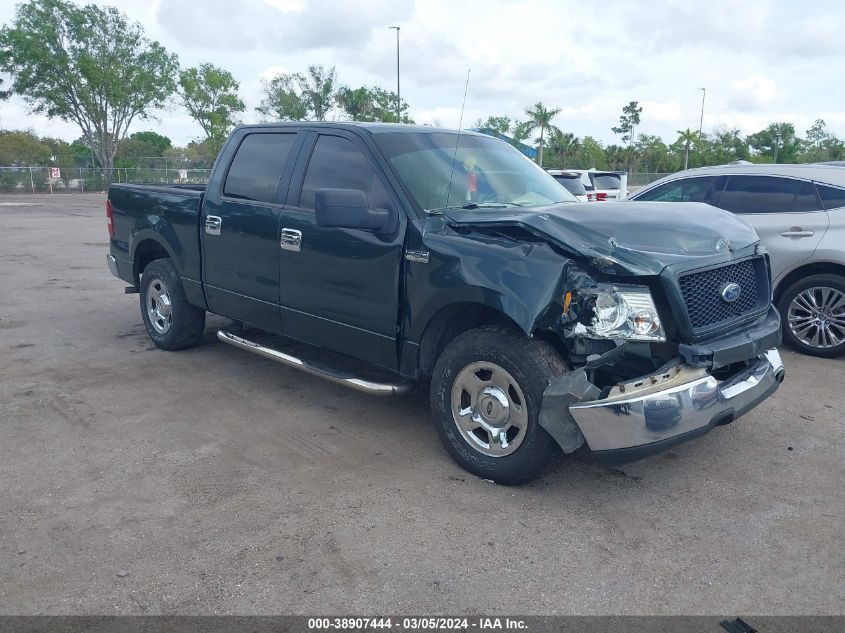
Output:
left=0, top=193, right=842, bottom=615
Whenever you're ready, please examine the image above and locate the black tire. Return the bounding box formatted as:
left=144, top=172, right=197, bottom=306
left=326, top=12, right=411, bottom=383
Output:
left=139, top=259, right=206, bottom=351
left=777, top=273, right=845, bottom=358
left=430, top=326, right=567, bottom=485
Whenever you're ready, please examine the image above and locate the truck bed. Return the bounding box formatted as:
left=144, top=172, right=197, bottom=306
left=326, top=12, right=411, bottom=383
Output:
left=108, top=183, right=207, bottom=293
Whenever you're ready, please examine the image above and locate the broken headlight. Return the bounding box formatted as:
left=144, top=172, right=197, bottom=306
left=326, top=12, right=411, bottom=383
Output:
left=585, top=285, right=666, bottom=342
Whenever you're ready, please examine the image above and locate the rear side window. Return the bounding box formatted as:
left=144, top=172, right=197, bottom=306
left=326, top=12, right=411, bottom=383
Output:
left=223, top=133, right=296, bottom=203
left=299, top=135, right=391, bottom=211
left=718, top=176, right=821, bottom=214
left=816, top=183, right=845, bottom=210
left=552, top=175, right=586, bottom=196
left=635, top=176, right=714, bottom=203
left=591, top=173, right=621, bottom=190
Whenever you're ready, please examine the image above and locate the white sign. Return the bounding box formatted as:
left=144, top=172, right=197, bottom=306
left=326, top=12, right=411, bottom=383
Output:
left=50, top=167, right=61, bottom=178
left=179, top=169, right=188, bottom=180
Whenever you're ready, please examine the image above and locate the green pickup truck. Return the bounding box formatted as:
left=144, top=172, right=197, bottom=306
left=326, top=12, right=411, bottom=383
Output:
left=107, top=123, right=785, bottom=484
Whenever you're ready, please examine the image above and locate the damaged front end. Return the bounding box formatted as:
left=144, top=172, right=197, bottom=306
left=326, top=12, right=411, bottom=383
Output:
left=435, top=206, right=786, bottom=463
left=538, top=262, right=785, bottom=463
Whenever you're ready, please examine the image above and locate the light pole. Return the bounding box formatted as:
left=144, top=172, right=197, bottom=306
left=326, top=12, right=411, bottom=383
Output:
left=697, top=87, right=706, bottom=139
left=388, top=26, right=401, bottom=122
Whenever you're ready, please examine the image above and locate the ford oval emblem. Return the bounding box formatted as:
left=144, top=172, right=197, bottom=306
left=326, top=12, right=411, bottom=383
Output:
left=721, top=282, right=742, bottom=303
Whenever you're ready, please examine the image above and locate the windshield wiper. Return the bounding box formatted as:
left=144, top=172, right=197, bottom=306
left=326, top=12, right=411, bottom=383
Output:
left=426, top=202, right=525, bottom=213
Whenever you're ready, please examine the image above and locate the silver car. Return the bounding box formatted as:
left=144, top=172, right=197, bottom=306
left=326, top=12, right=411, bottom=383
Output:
left=630, top=164, right=845, bottom=358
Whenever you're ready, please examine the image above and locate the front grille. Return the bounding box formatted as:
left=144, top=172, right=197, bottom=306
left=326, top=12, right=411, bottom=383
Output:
left=678, top=257, right=769, bottom=333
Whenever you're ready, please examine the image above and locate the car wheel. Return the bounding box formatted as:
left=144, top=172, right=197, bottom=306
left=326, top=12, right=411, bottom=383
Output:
left=140, top=259, right=206, bottom=351
left=430, top=326, right=567, bottom=485
left=777, top=273, right=845, bottom=358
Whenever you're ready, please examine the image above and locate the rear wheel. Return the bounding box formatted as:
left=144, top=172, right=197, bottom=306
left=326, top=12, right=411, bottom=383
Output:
left=430, top=326, right=567, bottom=484
left=140, top=259, right=206, bottom=350
left=777, top=274, right=845, bottom=358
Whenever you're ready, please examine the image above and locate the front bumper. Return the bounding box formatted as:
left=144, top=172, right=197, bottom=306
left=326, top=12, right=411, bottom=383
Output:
left=569, top=348, right=784, bottom=464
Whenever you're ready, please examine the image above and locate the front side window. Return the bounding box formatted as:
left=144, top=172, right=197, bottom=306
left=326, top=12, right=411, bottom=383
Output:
left=223, top=133, right=295, bottom=203
left=299, top=135, right=391, bottom=211
left=635, top=176, right=714, bottom=203
left=373, top=132, right=576, bottom=212
left=718, top=176, right=821, bottom=214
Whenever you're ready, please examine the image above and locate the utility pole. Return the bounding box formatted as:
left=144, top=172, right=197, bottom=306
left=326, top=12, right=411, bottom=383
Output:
left=698, top=87, right=706, bottom=139
left=388, top=26, right=401, bottom=122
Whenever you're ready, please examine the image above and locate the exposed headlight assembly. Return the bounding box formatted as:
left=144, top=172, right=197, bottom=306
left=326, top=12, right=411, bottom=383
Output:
left=586, top=285, right=665, bottom=342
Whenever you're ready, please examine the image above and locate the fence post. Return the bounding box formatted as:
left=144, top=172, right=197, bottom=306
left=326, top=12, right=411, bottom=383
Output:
left=29, top=167, right=35, bottom=195
left=79, top=167, right=84, bottom=193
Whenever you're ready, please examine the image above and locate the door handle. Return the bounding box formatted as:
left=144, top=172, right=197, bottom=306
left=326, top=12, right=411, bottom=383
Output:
left=280, top=228, right=302, bottom=252
left=779, top=230, right=814, bottom=238
left=205, top=215, right=222, bottom=236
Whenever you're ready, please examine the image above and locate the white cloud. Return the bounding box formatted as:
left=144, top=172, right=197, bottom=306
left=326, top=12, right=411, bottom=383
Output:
left=2, top=0, right=845, bottom=146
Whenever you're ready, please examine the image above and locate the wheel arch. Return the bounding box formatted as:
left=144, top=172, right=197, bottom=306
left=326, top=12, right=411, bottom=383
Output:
left=416, top=302, right=525, bottom=378
left=774, top=261, right=845, bottom=303
left=132, top=236, right=175, bottom=284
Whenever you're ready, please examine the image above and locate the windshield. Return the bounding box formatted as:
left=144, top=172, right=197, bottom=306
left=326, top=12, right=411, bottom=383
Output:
left=372, top=132, right=577, bottom=212
left=552, top=175, right=587, bottom=196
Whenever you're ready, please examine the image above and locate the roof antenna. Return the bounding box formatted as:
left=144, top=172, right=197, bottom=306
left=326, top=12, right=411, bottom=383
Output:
left=445, top=68, right=471, bottom=210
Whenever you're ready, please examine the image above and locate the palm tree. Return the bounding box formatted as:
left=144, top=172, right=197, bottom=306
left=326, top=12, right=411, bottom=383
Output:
left=676, top=128, right=699, bottom=170
left=546, top=130, right=580, bottom=168
left=523, top=102, right=561, bottom=167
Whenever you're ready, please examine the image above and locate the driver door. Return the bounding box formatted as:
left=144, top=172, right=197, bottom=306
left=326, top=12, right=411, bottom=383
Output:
left=277, top=132, right=405, bottom=370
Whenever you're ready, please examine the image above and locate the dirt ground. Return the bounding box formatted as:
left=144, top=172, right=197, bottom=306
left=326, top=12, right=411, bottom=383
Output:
left=0, top=193, right=842, bottom=615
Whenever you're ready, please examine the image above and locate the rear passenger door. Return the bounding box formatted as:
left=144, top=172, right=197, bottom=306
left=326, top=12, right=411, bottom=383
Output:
left=713, top=175, right=829, bottom=283
left=201, top=130, right=300, bottom=333
left=277, top=131, right=405, bottom=370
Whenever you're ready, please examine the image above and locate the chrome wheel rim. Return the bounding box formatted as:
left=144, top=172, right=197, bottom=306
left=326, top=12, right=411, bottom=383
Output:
left=787, top=286, right=845, bottom=349
left=450, top=361, right=528, bottom=458
left=146, top=278, right=173, bottom=335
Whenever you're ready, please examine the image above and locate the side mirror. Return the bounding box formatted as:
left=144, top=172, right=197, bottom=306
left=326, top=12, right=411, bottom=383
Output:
left=315, top=188, right=396, bottom=234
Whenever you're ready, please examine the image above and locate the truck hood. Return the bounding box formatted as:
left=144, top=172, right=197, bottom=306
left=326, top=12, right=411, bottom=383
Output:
left=444, top=201, right=760, bottom=276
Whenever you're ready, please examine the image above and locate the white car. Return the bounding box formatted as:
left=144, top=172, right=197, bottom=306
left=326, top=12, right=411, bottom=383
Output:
left=547, top=170, right=589, bottom=202
left=568, top=169, right=629, bottom=201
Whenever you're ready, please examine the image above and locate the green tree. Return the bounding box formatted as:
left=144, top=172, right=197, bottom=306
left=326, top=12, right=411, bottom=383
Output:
left=523, top=102, right=561, bottom=167
left=178, top=64, right=244, bottom=153
left=368, top=86, right=411, bottom=123
left=335, top=86, right=374, bottom=121
left=676, top=128, right=698, bottom=170
left=747, top=122, right=801, bottom=163
left=544, top=130, right=580, bottom=168
left=257, top=74, right=308, bottom=121
left=474, top=115, right=512, bottom=136
left=130, top=131, right=171, bottom=155
left=0, top=129, right=51, bottom=164
left=611, top=101, right=642, bottom=146
left=258, top=65, right=337, bottom=121
left=804, top=119, right=828, bottom=162
left=0, top=0, right=178, bottom=180
left=571, top=135, right=608, bottom=169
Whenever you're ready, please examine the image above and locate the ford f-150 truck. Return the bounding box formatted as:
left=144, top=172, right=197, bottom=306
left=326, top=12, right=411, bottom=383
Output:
left=107, top=123, right=785, bottom=484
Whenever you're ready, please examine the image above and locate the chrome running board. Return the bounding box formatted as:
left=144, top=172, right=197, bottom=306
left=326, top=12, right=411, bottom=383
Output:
left=216, top=330, right=414, bottom=396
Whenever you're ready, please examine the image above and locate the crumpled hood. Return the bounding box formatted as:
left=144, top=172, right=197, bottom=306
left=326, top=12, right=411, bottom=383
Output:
left=444, top=201, right=760, bottom=276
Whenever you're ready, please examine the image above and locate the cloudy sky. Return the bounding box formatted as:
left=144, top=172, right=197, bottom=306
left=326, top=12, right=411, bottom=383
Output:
left=1, top=0, right=844, bottom=147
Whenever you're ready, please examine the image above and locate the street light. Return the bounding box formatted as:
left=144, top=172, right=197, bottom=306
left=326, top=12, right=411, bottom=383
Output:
left=388, top=26, right=401, bottom=122
left=698, top=87, right=706, bottom=139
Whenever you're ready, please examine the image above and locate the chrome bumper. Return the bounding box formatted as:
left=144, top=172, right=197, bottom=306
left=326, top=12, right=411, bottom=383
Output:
left=569, top=349, right=784, bottom=454
left=106, top=253, right=120, bottom=278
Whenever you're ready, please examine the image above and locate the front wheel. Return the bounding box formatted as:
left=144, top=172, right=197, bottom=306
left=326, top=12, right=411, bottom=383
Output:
left=430, top=326, right=567, bottom=485
left=777, top=274, right=845, bottom=358
left=140, top=258, right=206, bottom=351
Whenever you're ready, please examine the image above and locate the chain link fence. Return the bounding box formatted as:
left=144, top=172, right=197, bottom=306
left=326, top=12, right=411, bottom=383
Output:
left=0, top=166, right=212, bottom=194
left=0, top=166, right=672, bottom=195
